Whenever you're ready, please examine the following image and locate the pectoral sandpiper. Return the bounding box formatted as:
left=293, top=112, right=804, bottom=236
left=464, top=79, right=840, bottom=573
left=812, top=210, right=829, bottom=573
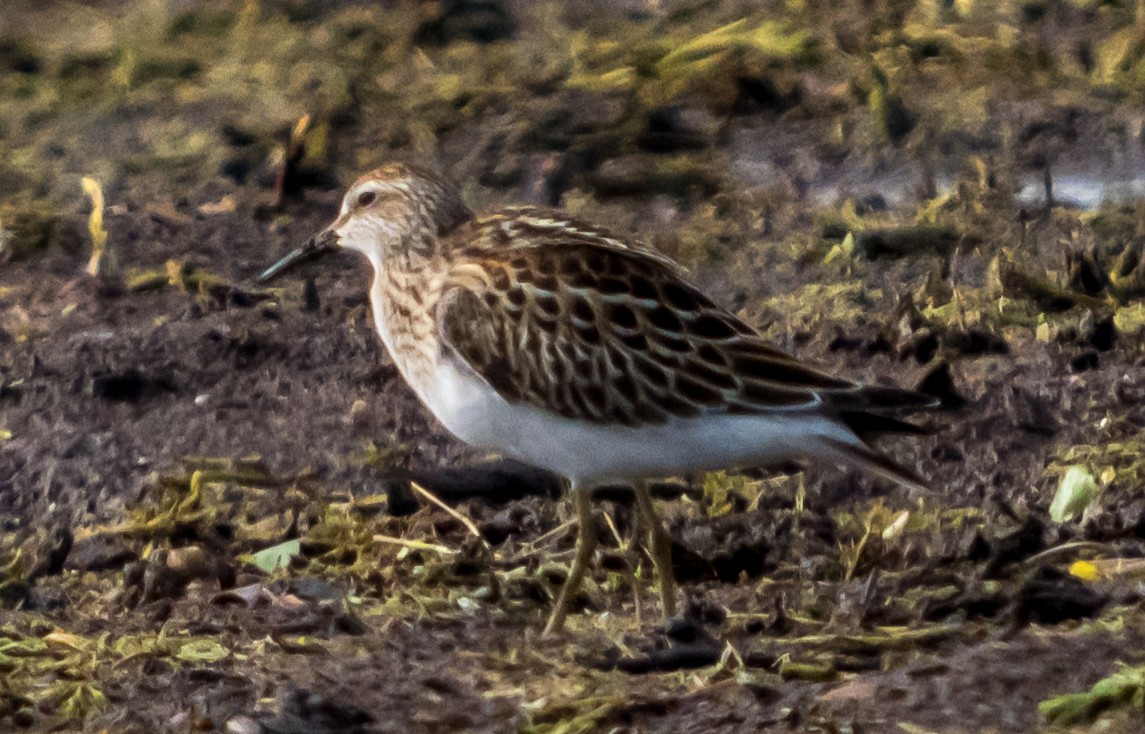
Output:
left=259, top=162, right=937, bottom=635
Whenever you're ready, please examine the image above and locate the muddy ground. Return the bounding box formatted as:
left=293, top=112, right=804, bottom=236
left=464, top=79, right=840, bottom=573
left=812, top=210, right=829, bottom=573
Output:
left=3, top=1, right=1145, bottom=732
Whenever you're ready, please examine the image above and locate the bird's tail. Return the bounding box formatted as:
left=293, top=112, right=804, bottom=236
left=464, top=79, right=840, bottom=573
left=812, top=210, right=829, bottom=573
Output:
left=819, top=434, right=931, bottom=494
left=819, top=383, right=939, bottom=493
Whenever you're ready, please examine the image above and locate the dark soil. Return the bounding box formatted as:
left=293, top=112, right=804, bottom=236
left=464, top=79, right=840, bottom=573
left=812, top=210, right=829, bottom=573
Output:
left=3, top=1, right=1145, bottom=732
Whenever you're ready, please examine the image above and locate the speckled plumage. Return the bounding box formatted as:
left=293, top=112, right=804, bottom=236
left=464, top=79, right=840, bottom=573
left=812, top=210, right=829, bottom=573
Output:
left=260, top=162, right=938, bottom=632
left=288, top=163, right=933, bottom=485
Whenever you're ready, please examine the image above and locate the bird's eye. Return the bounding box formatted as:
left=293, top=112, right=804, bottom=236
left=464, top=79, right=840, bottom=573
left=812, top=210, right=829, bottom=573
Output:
left=357, top=191, right=377, bottom=207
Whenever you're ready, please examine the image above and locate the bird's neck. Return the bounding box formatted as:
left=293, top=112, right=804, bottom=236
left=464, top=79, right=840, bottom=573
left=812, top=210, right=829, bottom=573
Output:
left=368, top=256, right=446, bottom=391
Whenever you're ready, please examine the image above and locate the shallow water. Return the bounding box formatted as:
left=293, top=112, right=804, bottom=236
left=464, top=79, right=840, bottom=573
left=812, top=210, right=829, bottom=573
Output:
left=801, top=164, right=1145, bottom=211
left=732, top=124, right=1145, bottom=211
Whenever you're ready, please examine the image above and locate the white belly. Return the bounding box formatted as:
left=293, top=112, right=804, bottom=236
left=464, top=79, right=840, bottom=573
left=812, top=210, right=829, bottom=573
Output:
left=418, top=354, right=854, bottom=489
left=367, top=279, right=856, bottom=489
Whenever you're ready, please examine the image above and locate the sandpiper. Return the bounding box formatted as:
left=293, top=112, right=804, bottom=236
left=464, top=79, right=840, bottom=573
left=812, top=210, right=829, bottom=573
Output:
left=259, top=162, right=937, bottom=635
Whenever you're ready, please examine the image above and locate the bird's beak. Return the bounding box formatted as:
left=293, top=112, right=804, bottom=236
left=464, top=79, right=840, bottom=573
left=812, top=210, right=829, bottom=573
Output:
left=257, top=228, right=340, bottom=283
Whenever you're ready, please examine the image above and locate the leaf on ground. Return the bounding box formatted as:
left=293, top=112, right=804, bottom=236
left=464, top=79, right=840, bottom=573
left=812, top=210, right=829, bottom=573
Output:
left=44, top=630, right=90, bottom=652
left=81, top=176, right=110, bottom=277
left=244, top=539, right=301, bottom=573
left=1070, top=560, right=1100, bottom=581
left=0, top=635, right=49, bottom=659
left=1039, top=664, right=1145, bottom=726
left=174, top=638, right=229, bottom=663
left=1070, top=558, right=1145, bottom=582
left=59, top=683, right=107, bottom=719
left=659, top=19, right=806, bottom=67
left=1114, top=303, right=1145, bottom=335
left=1049, top=465, right=1097, bottom=523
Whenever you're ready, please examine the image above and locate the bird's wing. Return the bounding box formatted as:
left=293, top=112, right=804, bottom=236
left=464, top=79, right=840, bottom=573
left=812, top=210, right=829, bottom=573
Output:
left=454, top=207, right=683, bottom=270
left=435, top=222, right=916, bottom=428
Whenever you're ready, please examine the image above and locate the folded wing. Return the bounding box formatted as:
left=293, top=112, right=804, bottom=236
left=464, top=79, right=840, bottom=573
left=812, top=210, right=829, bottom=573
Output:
left=436, top=218, right=934, bottom=430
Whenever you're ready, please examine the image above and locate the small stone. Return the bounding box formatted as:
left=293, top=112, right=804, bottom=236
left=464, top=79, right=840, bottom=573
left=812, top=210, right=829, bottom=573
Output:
left=226, top=716, right=261, bottom=734
left=166, top=546, right=210, bottom=578
left=590, top=156, right=654, bottom=197
left=66, top=533, right=137, bottom=572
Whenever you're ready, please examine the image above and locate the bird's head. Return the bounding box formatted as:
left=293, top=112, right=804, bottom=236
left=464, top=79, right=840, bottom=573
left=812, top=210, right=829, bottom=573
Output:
left=258, top=162, right=472, bottom=283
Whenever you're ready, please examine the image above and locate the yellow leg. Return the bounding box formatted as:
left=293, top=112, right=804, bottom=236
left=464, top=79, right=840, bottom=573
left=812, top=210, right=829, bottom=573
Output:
left=543, top=487, right=595, bottom=637
left=633, top=480, right=677, bottom=620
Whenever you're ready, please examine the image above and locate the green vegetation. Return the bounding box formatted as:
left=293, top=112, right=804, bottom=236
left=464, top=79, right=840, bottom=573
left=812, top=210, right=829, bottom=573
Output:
left=4, top=0, right=1145, bottom=730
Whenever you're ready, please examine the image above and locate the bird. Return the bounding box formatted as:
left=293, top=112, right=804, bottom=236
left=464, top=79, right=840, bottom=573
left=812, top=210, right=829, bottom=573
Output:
left=258, top=162, right=938, bottom=635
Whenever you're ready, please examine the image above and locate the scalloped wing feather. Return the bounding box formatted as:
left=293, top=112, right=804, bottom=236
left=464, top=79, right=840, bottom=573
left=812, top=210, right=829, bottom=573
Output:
left=435, top=229, right=920, bottom=428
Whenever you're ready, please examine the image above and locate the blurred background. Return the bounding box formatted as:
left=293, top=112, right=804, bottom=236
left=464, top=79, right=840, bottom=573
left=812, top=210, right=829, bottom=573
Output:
left=4, top=0, right=1145, bottom=229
